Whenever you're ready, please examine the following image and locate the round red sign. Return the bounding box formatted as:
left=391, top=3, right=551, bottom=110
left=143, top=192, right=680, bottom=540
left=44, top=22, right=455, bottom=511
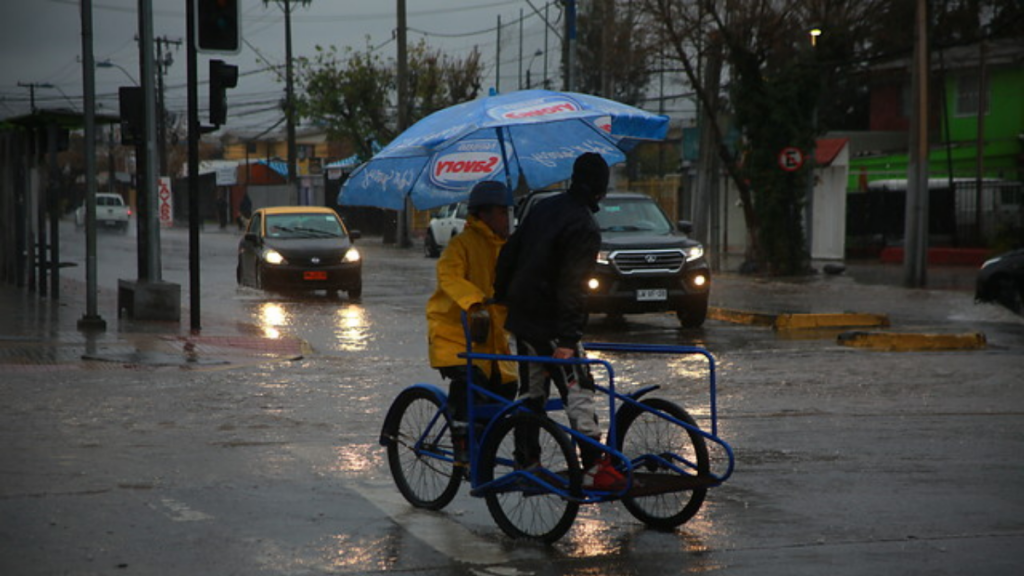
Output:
left=778, top=146, right=805, bottom=172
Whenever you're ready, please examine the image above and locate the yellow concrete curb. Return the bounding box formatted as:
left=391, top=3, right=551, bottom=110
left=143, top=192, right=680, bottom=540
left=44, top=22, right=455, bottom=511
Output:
left=774, top=313, right=890, bottom=331
left=708, top=307, right=776, bottom=326
left=837, top=331, right=987, bottom=352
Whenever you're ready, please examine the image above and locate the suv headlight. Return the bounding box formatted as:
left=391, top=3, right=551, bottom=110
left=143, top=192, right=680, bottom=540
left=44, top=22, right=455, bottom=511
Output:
left=596, top=250, right=611, bottom=265
left=343, top=248, right=361, bottom=263
left=685, top=245, right=704, bottom=262
left=264, top=249, right=286, bottom=265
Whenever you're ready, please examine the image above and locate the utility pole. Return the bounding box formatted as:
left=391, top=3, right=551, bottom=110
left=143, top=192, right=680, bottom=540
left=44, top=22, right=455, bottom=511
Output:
left=78, top=0, right=105, bottom=330
left=396, top=0, right=411, bottom=247
left=284, top=0, right=298, bottom=202
left=137, top=0, right=160, bottom=283
left=17, top=82, right=53, bottom=113
left=154, top=36, right=181, bottom=177
left=518, top=8, right=524, bottom=90
left=903, top=0, right=929, bottom=288
left=563, top=0, right=577, bottom=91
left=495, top=15, right=501, bottom=93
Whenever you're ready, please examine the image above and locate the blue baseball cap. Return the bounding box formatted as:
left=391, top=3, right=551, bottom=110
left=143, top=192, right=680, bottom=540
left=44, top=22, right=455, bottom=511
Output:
left=467, top=180, right=511, bottom=209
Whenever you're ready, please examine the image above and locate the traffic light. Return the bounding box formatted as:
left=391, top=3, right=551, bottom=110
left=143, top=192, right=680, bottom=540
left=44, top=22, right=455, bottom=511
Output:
left=209, top=59, right=238, bottom=126
left=197, top=0, right=240, bottom=53
left=119, top=86, right=143, bottom=145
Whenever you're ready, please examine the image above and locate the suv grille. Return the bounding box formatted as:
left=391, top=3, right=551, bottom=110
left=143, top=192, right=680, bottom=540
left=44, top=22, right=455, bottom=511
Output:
left=611, top=249, right=685, bottom=274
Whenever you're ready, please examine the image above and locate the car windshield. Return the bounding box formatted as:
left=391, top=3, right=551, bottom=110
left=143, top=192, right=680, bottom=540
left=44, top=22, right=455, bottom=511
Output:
left=595, top=197, right=673, bottom=234
left=266, top=213, right=345, bottom=239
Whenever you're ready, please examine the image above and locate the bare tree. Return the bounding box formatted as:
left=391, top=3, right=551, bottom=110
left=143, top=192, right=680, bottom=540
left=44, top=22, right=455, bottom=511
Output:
left=640, top=0, right=888, bottom=274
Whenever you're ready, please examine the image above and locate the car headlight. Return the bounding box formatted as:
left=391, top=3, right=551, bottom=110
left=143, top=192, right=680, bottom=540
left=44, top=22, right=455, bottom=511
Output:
left=343, top=248, right=361, bottom=263
left=264, top=249, right=285, bottom=265
left=685, top=245, right=704, bottom=262
left=596, top=250, right=610, bottom=265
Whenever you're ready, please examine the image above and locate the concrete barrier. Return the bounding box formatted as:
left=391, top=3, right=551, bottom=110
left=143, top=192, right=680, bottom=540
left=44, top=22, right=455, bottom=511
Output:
left=837, top=331, right=987, bottom=352
left=774, top=313, right=891, bottom=331
left=708, top=307, right=776, bottom=327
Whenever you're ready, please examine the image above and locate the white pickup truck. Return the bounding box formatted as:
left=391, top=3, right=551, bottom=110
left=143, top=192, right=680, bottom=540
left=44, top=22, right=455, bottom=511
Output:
left=75, top=193, right=131, bottom=233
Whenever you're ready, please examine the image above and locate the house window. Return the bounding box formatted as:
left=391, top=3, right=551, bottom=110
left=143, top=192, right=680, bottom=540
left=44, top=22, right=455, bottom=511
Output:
left=956, top=73, right=989, bottom=116
left=246, top=141, right=257, bottom=154
left=298, top=144, right=315, bottom=160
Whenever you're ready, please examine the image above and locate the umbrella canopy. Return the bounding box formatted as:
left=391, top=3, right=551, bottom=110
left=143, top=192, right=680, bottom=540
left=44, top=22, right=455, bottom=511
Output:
left=338, top=89, right=669, bottom=211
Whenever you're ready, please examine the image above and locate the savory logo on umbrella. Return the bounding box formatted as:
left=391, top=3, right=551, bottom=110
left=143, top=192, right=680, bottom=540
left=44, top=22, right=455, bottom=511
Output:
left=489, top=96, right=582, bottom=121
left=429, top=140, right=504, bottom=189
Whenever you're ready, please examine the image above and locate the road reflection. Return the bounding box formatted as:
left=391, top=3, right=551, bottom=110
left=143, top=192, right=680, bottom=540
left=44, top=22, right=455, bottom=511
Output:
left=333, top=305, right=369, bottom=352
left=256, top=302, right=289, bottom=339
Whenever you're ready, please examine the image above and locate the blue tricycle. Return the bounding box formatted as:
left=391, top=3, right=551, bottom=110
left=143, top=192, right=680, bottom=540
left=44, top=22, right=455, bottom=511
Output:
left=379, top=325, right=734, bottom=543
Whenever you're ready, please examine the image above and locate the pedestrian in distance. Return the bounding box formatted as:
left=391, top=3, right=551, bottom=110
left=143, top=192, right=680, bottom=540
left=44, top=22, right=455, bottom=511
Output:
left=493, top=152, right=626, bottom=491
left=426, top=180, right=518, bottom=466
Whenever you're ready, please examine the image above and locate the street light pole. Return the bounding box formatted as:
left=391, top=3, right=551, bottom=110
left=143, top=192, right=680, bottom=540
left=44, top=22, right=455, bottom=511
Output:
left=96, top=60, right=138, bottom=85
left=78, top=0, right=106, bottom=330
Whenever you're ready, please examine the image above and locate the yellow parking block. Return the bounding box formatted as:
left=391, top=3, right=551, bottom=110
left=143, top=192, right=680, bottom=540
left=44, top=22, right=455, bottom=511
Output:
left=837, top=331, right=987, bottom=352
left=774, top=313, right=890, bottom=331
left=708, top=307, right=776, bottom=326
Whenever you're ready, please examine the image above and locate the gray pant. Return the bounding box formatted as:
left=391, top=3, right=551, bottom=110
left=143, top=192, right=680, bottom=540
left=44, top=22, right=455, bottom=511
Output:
left=515, top=337, right=600, bottom=440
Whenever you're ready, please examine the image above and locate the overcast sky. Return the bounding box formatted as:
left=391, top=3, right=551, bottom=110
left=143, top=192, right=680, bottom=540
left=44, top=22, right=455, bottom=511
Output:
left=0, top=0, right=570, bottom=132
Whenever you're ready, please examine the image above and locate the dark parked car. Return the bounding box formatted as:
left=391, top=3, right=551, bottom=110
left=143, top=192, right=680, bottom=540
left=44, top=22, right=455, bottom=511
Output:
left=237, top=206, right=362, bottom=299
left=976, top=248, right=1024, bottom=314
left=518, top=191, right=711, bottom=327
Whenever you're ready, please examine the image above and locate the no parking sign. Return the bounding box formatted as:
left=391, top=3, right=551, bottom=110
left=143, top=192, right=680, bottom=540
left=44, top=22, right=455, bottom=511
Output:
left=778, top=146, right=805, bottom=172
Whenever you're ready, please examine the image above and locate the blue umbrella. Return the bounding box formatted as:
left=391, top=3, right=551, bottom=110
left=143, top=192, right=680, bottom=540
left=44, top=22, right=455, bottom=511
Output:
left=338, top=89, right=669, bottom=211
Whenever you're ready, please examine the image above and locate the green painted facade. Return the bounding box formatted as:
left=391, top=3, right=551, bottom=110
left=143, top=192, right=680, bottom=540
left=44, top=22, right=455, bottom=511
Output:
left=849, top=51, right=1023, bottom=189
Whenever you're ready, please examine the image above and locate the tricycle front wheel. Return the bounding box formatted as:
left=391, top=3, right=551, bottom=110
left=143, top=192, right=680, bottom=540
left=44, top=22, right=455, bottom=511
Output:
left=616, top=398, right=709, bottom=530
left=385, top=387, right=462, bottom=510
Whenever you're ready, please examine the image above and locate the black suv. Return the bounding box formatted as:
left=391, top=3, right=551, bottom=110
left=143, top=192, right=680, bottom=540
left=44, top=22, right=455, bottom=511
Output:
left=518, top=191, right=711, bottom=327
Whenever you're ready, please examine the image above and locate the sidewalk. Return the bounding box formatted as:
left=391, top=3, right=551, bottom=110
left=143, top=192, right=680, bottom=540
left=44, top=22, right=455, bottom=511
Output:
left=0, top=276, right=306, bottom=373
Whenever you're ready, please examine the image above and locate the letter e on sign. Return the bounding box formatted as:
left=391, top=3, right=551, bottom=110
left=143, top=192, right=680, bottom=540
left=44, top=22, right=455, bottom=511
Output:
left=778, top=146, right=805, bottom=172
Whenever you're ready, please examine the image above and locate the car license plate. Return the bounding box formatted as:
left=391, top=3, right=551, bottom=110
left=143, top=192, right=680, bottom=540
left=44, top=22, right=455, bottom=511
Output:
left=303, top=271, right=327, bottom=281
left=636, top=288, right=667, bottom=301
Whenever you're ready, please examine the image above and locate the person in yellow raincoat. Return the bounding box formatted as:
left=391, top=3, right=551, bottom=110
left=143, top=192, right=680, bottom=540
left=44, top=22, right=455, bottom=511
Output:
left=426, top=181, right=518, bottom=464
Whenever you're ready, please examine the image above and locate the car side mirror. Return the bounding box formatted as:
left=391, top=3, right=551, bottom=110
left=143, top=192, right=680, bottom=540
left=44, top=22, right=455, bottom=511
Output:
left=244, top=233, right=259, bottom=244
left=348, top=229, right=361, bottom=241
left=677, top=220, right=694, bottom=235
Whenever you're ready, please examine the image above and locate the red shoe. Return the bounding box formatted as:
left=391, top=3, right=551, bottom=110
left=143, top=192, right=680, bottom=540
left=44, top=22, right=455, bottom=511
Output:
left=583, top=455, right=627, bottom=491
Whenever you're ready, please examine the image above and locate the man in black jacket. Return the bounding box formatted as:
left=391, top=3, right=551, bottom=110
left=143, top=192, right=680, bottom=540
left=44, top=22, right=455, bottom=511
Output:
left=494, top=152, right=625, bottom=491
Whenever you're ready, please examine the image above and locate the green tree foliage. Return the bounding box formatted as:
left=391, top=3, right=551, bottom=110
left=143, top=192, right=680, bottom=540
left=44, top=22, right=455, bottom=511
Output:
left=292, top=40, right=483, bottom=159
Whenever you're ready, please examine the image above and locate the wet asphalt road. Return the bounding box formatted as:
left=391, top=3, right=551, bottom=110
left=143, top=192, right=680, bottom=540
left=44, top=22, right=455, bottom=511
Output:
left=1, top=222, right=1022, bottom=575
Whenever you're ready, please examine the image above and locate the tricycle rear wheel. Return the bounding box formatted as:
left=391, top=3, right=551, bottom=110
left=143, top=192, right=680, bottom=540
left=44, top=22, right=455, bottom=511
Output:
left=616, top=398, right=709, bottom=530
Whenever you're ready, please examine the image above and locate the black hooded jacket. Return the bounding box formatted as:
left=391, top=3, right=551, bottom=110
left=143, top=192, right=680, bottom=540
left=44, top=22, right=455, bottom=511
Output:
left=494, top=186, right=601, bottom=348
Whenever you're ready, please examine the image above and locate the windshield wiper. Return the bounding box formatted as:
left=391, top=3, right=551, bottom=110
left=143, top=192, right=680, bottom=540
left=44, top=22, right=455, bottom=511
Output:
left=291, top=226, right=341, bottom=238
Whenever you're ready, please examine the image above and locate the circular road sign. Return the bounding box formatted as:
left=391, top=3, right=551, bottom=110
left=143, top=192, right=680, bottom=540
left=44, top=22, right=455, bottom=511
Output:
left=778, top=146, right=805, bottom=172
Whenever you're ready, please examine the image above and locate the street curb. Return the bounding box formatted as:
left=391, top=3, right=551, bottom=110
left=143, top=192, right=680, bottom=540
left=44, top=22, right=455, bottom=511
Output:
left=837, top=330, right=987, bottom=352
left=774, top=312, right=891, bottom=331
left=710, top=308, right=891, bottom=331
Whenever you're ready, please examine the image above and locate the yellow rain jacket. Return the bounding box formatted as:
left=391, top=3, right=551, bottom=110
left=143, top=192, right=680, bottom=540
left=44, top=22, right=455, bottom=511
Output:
left=426, top=216, right=517, bottom=384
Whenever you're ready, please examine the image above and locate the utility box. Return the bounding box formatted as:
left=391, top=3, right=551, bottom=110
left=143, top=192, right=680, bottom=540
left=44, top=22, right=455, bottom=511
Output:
left=117, top=279, right=181, bottom=322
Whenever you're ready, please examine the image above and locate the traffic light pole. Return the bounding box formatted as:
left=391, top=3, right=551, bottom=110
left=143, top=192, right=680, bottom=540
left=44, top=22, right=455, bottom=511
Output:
left=186, top=0, right=202, bottom=332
